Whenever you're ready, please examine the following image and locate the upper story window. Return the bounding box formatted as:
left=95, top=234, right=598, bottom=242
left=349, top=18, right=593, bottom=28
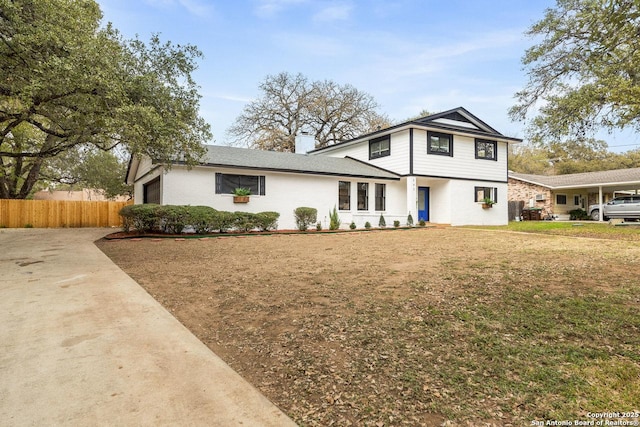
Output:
left=215, top=173, right=266, bottom=195
left=369, top=136, right=390, bottom=159
left=475, top=139, right=497, bottom=161
left=427, top=131, right=453, bottom=157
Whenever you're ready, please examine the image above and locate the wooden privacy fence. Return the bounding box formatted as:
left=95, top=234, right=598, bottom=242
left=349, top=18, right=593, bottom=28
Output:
left=0, top=199, right=132, bottom=228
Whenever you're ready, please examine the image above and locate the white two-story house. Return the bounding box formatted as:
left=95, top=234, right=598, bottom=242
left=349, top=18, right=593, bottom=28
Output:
left=126, top=107, right=522, bottom=229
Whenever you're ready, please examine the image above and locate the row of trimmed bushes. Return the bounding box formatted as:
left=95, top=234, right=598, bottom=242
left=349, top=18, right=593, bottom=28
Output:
left=119, top=204, right=279, bottom=234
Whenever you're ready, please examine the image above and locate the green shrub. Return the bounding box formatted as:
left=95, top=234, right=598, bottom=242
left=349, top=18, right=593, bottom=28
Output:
left=364, top=221, right=371, bottom=229
left=233, top=187, right=251, bottom=196
left=378, top=214, right=386, bottom=228
left=24, top=223, right=33, bottom=228
left=158, top=205, right=190, bottom=234
left=329, top=205, right=341, bottom=230
left=233, top=211, right=257, bottom=232
left=407, top=213, right=414, bottom=226
left=254, top=211, right=280, bottom=231
left=215, top=211, right=236, bottom=233
left=393, top=220, right=400, bottom=228
left=294, top=207, right=317, bottom=231
left=349, top=221, right=356, bottom=230
left=187, top=206, right=218, bottom=234
left=316, top=222, right=322, bottom=231
left=418, top=219, right=426, bottom=227
left=569, top=208, right=589, bottom=220
left=119, top=204, right=161, bottom=232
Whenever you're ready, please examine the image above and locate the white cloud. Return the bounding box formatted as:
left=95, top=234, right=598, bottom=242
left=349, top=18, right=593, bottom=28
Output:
left=272, top=32, right=350, bottom=57
left=144, top=0, right=213, bottom=18
left=312, top=3, right=353, bottom=22
left=253, top=0, right=308, bottom=18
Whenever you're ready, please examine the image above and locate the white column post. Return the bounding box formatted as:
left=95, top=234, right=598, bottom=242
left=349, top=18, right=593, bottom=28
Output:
left=598, top=185, right=603, bottom=222
left=406, top=176, right=417, bottom=218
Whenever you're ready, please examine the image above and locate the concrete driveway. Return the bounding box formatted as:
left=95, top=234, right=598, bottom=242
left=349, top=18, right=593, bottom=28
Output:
left=0, top=228, right=296, bottom=426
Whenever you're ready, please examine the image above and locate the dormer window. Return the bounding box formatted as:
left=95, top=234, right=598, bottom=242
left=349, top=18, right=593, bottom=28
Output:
left=427, top=131, right=453, bottom=156
left=369, top=136, right=390, bottom=159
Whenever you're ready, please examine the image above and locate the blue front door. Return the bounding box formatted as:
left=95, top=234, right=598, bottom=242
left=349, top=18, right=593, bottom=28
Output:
left=418, top=187, right=429, bottom=222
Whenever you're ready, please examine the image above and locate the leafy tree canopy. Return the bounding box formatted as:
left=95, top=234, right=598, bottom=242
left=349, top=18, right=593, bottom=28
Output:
left=0, top=0, right=210, bottom=198
left=227, top=72, right=390, bottom=152
left=509, top=140, right=640, bottom=175
left=510, top=0, right=640, bottom=144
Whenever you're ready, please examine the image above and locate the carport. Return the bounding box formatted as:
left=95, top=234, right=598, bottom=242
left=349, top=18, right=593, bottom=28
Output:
left=508, top=168, right=640, bottom=221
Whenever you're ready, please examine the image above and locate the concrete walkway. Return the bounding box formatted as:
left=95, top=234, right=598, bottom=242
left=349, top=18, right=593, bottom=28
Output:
left=0, top=228, right=296, bottom=426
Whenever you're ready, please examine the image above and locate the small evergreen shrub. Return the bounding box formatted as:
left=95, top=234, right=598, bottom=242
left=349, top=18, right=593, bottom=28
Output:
left=254, top=211, right=280, bottom=231
left=418, top=219, right=426, bottom=227
left=569, top=208, right=589, bottom=220
left=407, top=213, right=414, bottom=226
left=119, top=204, right=161, bottom=232
left=158, top=205, right=190, bottom=234
left=316, top=222, right=322, bottom=231
left=329, top=205, right=341, bottom=230
left=349, top=221, right=356, bottom=230
left=233, top=211, right=257, bottom=232
left=393, top=220, right=400, bottom=228
left=378, top=214, right=386, bottom=228
left=294, top=207, right=317, bottom=231
left=187, top=206, right=218, bottom=234
left=216, top=211, right=236, bottom=232
left=364, top=221, right=371, bottom=229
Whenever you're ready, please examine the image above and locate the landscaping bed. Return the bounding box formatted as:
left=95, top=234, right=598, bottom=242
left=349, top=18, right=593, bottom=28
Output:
left=96, top=227, right=640, bottom=426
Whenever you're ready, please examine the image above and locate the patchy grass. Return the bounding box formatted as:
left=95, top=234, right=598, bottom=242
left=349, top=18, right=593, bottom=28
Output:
left=97, top=228, right=640, bottom=426
left=469, top=221, right=640, bottom=241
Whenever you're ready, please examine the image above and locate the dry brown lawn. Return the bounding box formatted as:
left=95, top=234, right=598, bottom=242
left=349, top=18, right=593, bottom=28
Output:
left=96, top=227, right=640, bottom=426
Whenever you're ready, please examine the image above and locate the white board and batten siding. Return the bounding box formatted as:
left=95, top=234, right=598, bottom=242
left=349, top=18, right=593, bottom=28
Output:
left=411, top=129, right=508, bottom=182
left=320, top=130, right=411, bottom=176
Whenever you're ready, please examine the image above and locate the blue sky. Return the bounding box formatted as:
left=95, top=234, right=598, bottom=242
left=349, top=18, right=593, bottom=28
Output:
left=97, top=0, right=637, bottom=152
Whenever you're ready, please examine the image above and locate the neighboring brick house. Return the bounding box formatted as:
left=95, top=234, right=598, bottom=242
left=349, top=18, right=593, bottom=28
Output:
left=508, top=168, right=640, bottom=220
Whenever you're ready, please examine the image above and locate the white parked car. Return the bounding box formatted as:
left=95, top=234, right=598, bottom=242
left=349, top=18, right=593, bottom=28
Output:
left=588, top=195, right=640, bottom=221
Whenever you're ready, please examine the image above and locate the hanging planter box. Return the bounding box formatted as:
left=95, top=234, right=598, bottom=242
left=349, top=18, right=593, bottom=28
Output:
left=482, top=203, right=493, bottom=209
left=233, top=196, right=250, bottom=203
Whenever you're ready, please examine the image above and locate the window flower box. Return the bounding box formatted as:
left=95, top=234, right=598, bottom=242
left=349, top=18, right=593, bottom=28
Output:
left=232, top=187, right=251, bottom=203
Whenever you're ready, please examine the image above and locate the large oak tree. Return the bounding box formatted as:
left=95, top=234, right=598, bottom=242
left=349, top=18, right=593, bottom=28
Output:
left=0, top=0, right=210, bottom=198
left=510, top=0, right=640, bottom=144
left=227, top=72, right=390, bottom=152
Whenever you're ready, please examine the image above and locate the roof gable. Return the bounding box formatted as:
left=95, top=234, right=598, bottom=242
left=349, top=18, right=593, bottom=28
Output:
left=413, top=107, right=502, bottom=135
left=310, top=106, right=520, bottom=154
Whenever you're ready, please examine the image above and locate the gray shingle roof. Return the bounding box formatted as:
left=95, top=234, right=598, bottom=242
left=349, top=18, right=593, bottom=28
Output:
left=509, top=168, right=640, bottom=188
left=199, top=145, right=400, bottom=180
